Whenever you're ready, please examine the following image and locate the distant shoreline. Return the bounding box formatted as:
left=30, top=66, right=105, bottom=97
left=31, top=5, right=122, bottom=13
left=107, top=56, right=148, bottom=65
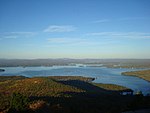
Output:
left=0, top=59, right=150, bottom=68
left=122, top=69, right=150, bottom=82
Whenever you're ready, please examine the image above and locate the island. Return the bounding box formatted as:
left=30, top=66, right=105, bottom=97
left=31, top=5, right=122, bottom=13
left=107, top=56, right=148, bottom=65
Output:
left=122, top=69, right=150, bottom=82
left=0, top=69, right=5, bottom=72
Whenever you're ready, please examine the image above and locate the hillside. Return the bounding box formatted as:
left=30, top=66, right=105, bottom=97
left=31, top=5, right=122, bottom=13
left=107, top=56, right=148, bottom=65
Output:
left=0, top=76, right=150, bottom=113
left=122, top=70, right=150, bottom=82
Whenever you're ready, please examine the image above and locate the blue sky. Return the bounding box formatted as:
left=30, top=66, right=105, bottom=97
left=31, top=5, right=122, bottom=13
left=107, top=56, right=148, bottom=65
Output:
left=0, top=0, right=150, bottom=59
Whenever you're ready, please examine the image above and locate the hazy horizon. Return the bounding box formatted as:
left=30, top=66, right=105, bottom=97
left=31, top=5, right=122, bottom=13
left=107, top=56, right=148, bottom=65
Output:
left=0, top=0, right=150, bottom=59
left=0, top=58, right=150, bottom=60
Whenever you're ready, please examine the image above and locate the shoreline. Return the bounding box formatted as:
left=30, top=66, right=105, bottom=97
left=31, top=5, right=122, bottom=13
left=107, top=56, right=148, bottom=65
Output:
left=122, top=69, right=150, bottom=82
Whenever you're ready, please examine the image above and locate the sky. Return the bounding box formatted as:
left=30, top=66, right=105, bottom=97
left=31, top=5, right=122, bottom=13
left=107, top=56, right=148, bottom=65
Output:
left=0, top=0, right=150, bottom=59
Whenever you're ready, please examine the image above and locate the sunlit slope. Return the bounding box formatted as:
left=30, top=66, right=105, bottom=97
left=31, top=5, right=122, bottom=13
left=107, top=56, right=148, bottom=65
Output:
left=0, top=77, right=84, bottom=97
left=122, top=70, right=150, bottom=82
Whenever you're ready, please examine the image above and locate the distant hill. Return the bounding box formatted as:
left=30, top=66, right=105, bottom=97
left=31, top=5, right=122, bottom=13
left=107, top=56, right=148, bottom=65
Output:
left=0, top=59, right=150, bottom=68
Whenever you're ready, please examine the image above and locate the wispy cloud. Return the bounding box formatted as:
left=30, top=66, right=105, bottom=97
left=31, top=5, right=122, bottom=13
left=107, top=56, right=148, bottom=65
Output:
left=44, top=25, right=76, bottom=33
left=92, top=19, right=110, bottom=23
left=47, top=37, right=106, bottom=47
left=118, top=17, right=150, bottom=21
left=0, top=32, right=36, bottom=39
left=92, top=17, right=149, bottom=24
left=47, top=37, right=87, bottom=45
left=46, top=37, right=116, bottom=47
left=47, top=33, right=150, bottom=46
left=86, top=32, right=150, bottom=39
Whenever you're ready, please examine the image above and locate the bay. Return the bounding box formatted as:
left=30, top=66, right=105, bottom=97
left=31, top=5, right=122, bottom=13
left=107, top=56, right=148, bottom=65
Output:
left=0, top=66, right=150, bottom=95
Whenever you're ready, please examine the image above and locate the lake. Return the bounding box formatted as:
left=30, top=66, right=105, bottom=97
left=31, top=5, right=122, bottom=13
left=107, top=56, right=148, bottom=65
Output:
left=0, top=66, right=150, bottom=95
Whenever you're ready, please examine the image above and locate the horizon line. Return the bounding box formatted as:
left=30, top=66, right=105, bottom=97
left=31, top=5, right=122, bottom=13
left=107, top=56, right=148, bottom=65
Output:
left=0, top=58, right=150, bottom=60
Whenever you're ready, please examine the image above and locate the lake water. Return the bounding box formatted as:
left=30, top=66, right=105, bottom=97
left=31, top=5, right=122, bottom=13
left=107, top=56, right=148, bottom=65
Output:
left=0, top=66, right=150, bottom=95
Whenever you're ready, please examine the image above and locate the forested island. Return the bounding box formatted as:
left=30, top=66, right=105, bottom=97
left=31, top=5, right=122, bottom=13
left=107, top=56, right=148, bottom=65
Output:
left=0, top=76, right=150, bottom=113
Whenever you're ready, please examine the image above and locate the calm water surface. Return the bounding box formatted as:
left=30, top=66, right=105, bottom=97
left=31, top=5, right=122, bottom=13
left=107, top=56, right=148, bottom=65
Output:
left=0, top=66, right=150, bottom=95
